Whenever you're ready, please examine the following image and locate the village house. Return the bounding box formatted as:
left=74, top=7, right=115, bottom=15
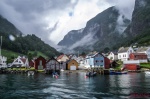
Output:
left=29, top=60, right=34, bottom=67
left=0, top=55, right=7, bottom=68
left=107, top=52, right=118, bottom=60
left=76, top=55, right=86, bottom=66
left=129, top=53, right=147, bottom=61
left=11, top=56, right=29, bottom=68
left=34, top=56, right=46, bottom=70
left=68, top=54, right=78, bottom=60
left=123, top=53, right=148, bottom=71
left=118, top=47, right=134, bottom=61
left=136, top=47, right=150, bottom=61
left=57, top=54, right=69, bottom=62
left=66, top=59, right=78, bottom=70
left=85, top=52, right=110, bottom=69
left=46, top=57, right=60, bottom=71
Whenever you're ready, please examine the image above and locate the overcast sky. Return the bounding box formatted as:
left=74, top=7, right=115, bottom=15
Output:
left=0, top=0, right=135, bottom=48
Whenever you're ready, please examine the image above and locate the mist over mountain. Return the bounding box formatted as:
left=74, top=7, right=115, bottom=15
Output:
left=58, top=0, right=150, bottom=53
left=0, top=15, right=60, bottom=57
left=58, top=6, right=130, bottom=53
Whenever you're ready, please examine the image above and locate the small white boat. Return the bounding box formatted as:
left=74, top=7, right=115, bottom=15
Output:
left=28, top=71, right=34, bottom=76
left=145, top=71, right=150, bottom=75
left=60, top=69, right=64, bottom=71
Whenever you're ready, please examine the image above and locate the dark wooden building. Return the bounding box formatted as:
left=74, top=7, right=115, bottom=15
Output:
left=34, top=56, right=46, bottom=70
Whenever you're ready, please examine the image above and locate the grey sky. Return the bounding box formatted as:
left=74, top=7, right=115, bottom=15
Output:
left=0, top=0, right=135, bottom=48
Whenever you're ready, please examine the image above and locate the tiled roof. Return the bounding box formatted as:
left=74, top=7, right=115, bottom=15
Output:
left=118, top=47, right=129, bottom=53
left=20, top=58, right=27, bottom=64
left=57, top=55, right=64, bottom=60
left=136, top=47, right=149, bottom=52
left=131, top=53, right=147, bottom=56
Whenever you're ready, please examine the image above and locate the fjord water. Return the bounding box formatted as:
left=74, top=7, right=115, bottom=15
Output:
left=0, top=72, right=150, bottom=99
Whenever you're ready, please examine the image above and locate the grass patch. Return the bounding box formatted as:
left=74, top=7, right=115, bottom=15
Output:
left=1, top=49, right=23, bottom=58
left=28, top=51, right=48, bottom=58
left=140, top=63, right=150, bottom=69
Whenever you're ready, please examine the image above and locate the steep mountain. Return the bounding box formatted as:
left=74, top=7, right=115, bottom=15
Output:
left=58, top=6, right=130, bottom=53
left=0, top=15, right=22, bottom=36
left=123, top=0, right=150, bottom=46
left=0, top=15, right=60, bottom=57
left=58, top=29, right=84, bottom=47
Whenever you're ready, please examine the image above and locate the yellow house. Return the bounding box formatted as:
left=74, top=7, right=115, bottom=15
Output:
left=66, top=59, right=78, bottom=70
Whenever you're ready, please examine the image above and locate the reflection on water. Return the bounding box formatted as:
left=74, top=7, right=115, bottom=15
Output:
left=0, top=72, right=150, bottom=98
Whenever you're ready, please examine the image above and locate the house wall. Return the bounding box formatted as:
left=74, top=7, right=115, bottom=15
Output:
left=58, top=55, right=69, bottom=62
left=46, top=60, right=60, bottom=70
left=67, top=60, right=78, bottom=70
left=107, top=52, right=115, bottom=60
left=118, top=52, right=128, bottom=61
left=129, top=54, right=147, bottom=60
left=34, top=57, right=46, bottom=70
left=124, top=64, right=139, bottom=70
left=104, top=57, right=110, bottom=69
left=0, top=56, right=7, bottom=68
left=94, top=54, right=104, bottom=67
left=118, top=47, right=134, bottom=61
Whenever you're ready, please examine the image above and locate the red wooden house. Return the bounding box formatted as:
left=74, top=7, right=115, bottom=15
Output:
left=34, top=56, right=46, bottom=70
left=104, top=57, right=111, bottom=69
left=29, top=60, right=34, bottom=67
left=129, top=53, right=147, bottom=60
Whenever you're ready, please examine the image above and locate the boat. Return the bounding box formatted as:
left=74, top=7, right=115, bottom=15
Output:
left=109, top=71, right=128, bottom=75
left=28, top=71, right=34, bottom=76
left=52, top=71, right=59, bottom=78
left=145, top=71, right=150, bottom=75
left=86, top=72, right=97, bottom=77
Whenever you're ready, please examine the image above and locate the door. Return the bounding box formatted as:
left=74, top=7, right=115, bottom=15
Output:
left=70, top=66, right=76, bottom=70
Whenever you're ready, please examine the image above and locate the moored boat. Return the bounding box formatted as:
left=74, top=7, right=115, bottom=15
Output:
left=86, top=72, right=97, bottom=77
left=109, top=71, right=128, bottom=75
left=145, top=71, right=150, bottom=75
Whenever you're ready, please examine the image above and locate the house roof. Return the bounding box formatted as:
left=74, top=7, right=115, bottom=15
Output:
left=118, top=47, right=129, bottom=53
left=108, top=51, right=118, bottom=55
left=131, top=53, right=147, bottom=56
left=136, top=47, right=149, bottom=52
left=47, top=57, right=59, bottom=63
left=66, top=59, right=78, bottom=64
left=57, top=55, right=64, bottom=60
left=20, top=58, right=27, bottom=64
left=87, top=51, right=98, bottom=57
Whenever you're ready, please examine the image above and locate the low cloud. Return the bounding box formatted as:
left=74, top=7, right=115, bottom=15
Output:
left=0, top=0, right=136, bottom=49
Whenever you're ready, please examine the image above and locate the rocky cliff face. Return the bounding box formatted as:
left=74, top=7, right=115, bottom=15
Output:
left=123, top=0, right=150, bottom=46
left=124, top=0, right=150, bottom=37
left=0, top=15, right=22, bottom=36
left=58, top=6, right=130, bottom=52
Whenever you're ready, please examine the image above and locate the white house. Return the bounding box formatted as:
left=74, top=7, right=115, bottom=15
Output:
left=107, top=52, right=118, bottom=60
left=69, top=54, right=78, bottom=60
left=118, top=47, right=134, bottom=61
left=76, top=55, right=86, bottom=66
left=11, top=56, right=29, bottom=67
left=0, top=56, right=7, bottom=68
left=136, top=47, right=150, bottom=61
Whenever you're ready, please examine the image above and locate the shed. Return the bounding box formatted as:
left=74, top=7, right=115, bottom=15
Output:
left=66, top=59, right=78, bottom=70
left=34, top=56, right=46, bottom=70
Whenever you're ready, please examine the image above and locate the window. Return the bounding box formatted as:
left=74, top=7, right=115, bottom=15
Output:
left=101, top=60, right=103, bottom=63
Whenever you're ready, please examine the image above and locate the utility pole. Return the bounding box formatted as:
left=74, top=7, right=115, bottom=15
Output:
left=0, top=36, right=2, bottom=56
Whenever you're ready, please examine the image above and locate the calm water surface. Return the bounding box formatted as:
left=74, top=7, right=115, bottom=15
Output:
left=0, top=72, right=150, bottom=99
